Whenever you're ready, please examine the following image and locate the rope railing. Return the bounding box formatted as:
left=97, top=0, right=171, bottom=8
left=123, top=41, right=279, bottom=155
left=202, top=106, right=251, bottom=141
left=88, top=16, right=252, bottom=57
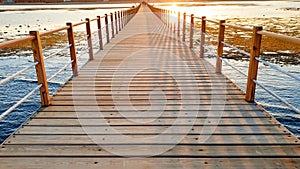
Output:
left=47, top=60, right=73, bottom=82
left=220, top=57, right=248, bottom=77
left=0, top=84, right=42, bottom=121
left=0, top=62, right=38, bottom=85
left=77, top=47, right=90, bottom=58
left=253, top=79, right=300, bottom=114
left=255, top=57, right=300, bottom=82
left=147, top=3, right=300, bottom=114
left=203, top=33, right=218, bottom=42
left=0, top=4, right=141, bottom=120
left=221, top=41, right=251, bottom=57
left=44, top=44, right=72, bottom=61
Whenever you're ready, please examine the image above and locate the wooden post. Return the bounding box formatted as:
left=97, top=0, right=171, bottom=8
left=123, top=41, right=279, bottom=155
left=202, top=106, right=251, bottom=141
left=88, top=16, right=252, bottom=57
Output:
left=121, top=11, right=124, bottom=28
left=173, top=11, right=176, bottom=34
left=118, top=11, right=121, bottom=31
left=177, top=11, right=180, bottom=37
left=125, top=11, right=128, bottom=25
left=115, top=12, right=118, bottom=34
left=126, top=9, right=129, bottom=23
left=110, top=13, right=115, bottom=38
left=167, top=10, right=170, bottom=29
left=216, top=20, right=226, bottom=73
left=105, top=14, right=110, bottom=44
left=182, top=12, right=186, bottom=42
left=85, top=18, right=94, bottom=60
left=30, top=31, right=50, bottom=106
left=96, top=16, right=104, bottom=50
left=189, top=14, right=194, bottom=48
left=160, top=9, right=162, bottom=20
left=245, top=26, right=263, bottom=102
left=120, top=11, right=122, bottom=29
left=200, top=16, right=206, bottom=58
left=166, top=10, right=168, bottom=28
left=163, top=10, right=166, bottom=23
left=162, top=10, right=165, bottom=23
left=169, top=10, right=171, bottom=29
left=66, top=22, right=79, bottom=76
left=165, top=10, right=168, bottom=25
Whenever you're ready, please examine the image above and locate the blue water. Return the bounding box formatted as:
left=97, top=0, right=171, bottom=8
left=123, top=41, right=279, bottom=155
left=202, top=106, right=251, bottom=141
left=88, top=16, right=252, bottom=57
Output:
left=0, top=2, right=300, bottom=143
left=0, top=53, right=89, bottom=142
left=205, top=57, right=300, bottom=136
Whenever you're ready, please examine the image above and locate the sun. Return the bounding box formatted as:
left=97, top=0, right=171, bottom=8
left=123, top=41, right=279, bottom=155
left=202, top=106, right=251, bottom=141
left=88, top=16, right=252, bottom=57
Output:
left=171, top=3, right=179, bottom=11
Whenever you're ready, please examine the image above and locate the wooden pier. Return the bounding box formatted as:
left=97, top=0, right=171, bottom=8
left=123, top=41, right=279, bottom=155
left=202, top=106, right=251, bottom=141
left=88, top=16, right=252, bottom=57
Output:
left=0, top=4, right=300, bottom=169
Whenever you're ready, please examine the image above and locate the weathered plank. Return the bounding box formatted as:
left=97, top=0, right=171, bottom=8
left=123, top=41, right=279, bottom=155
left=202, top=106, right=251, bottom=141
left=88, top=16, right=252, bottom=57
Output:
left=17, top=125, right=285, bottom=135
left=0, top=158, right=299, bottom=169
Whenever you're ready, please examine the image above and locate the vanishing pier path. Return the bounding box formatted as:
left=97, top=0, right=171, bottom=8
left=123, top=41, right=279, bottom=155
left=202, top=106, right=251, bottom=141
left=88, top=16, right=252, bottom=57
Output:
left=0, top=4, right=299, bottom=169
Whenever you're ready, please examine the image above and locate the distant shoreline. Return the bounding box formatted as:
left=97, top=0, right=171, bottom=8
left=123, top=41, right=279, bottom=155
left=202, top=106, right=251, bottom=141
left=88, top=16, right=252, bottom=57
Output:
left=0, top=1, right=138, bottom=5
left=2, top=0, right=299, bottom=5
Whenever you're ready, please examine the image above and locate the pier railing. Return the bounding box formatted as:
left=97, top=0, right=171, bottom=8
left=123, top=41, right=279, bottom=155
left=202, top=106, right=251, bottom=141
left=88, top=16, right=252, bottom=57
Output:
left=0, top=5, right=140, bottom=120
left=148, top=4, right=300, bottom=114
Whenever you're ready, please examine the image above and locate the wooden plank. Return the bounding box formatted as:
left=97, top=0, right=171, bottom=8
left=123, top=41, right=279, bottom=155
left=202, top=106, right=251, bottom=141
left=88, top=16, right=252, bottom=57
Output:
left=1, top=145, right=300, bottom=156
left=53, top=91, right=244, bottom=95
left=39, top=104, right=261, bottom=111
left=51, top=94, right=246, bottom=101
left=4, top=134, right=297, bottom=144
left=33, top=110, right=269, bottom=118
left=51, top=94, right=244, bottom=102
left=63, top=83, right=236, bottom=87
left=16, top=125, right=285, bottom=135
left=49, top=100, right=251, bottom=106
left=25, top=117, right=275, bottom=126
left=0, top=158, right=299, bottom=169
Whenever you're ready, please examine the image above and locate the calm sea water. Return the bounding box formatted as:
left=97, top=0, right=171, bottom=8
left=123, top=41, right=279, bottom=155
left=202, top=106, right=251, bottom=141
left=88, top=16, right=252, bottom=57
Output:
left=0, top=1, right=299, bottom=143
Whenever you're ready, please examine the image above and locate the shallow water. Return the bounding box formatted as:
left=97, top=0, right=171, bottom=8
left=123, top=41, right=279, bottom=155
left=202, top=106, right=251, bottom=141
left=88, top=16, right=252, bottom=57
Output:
left=0, top=3, right=135, bottom=41
left=0, top=1, right=299, bottom=143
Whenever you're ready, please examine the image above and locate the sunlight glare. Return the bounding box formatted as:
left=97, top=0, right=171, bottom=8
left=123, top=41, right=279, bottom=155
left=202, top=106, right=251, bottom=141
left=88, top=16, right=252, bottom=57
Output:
left=171, top=3, right=179, bottom=11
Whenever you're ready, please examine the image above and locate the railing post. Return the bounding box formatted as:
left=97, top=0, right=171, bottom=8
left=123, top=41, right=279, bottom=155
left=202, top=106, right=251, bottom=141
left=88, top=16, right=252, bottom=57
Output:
left=189, top=14, right=194, bottom=48
left=121, top=11, right=124, bottom=28
left=125, top=10, right=128, bottom=25
left=245, top=26, right=263, bottom=102
left=127, top=10, right=130, bottom=24
left=200, top=16, right=206, bottom=57
left=177, top=11, right=180, bottom=37
left=115, top=12, right=118, bottom=35
left=85, top=18, right=94, bottom=60
left=160, top=9, right=162, bottom=20
left=182, top=12, right=186, bottom=42
left=169, top=10, right=171, bottom=29
left=110, top=13, right=115, bottom=38
left=166, top=10, right=168, bottom=25
left=120, top=11, right=122, bottom=28
left=173, top=11, right=176, bottom=34
left=105, top=14, right=110, bottom=44
left=118, top=11, right=121, bottom=31
left=96, top=16, right=104, bottom=50
left=127, top=10, right=129, bottom=24
left=66, top=22, right=79, bottom=76
left=216, top=20, right=226, bottom=73
left=30, top=31, right=50, bottom=106
left=167, top=10, right=170, bottom=29
left=163, top=9, right=167, bottom=24
left=163, top=9, right=166, bottom=23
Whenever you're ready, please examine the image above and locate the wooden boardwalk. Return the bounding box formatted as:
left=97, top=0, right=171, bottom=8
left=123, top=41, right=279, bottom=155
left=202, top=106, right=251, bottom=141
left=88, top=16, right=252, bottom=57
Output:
left=1, top=5, right=300, bottom=169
